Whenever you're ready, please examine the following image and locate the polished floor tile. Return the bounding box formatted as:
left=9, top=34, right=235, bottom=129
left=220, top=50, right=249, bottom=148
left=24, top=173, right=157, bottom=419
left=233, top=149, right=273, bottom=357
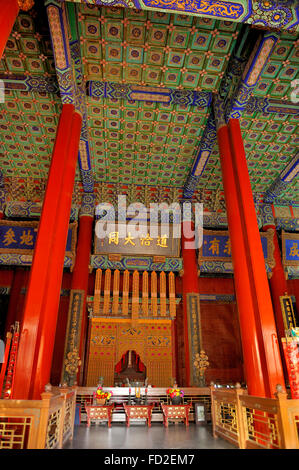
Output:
left=64, top=423, right=237, bottom=449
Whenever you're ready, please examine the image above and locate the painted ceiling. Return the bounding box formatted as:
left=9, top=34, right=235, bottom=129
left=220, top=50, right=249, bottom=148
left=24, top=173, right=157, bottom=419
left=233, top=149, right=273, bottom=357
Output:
left=0, top=2, right=298, bottom=211
left=79, top=5, right=241, bottom=194
left=0, top=7, right=61, bottom=198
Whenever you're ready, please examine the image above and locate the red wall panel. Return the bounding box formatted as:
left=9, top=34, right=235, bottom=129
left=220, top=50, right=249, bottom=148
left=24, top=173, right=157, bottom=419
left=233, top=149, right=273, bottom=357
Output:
left=0, top=268, right=14, bottom=286
left=200, top=301, right=244, bottom=385
left=176, top=276, right=244, bottom=386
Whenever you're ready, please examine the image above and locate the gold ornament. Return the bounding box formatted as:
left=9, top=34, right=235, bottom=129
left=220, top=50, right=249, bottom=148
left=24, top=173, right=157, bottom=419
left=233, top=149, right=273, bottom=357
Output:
left=194, top=350, right=209, bottom=376
left=64, top=348, right=81, bottom=376
left=18, top=1, right=35, bottom=11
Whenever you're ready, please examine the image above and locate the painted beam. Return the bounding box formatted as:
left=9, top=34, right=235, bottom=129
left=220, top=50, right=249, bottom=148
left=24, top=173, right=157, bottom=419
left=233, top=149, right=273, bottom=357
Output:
left=67, top=1, right=94, bottom=192
left=0, top=73, right=59, bottom=94
left=45, top=0, right=94, bottom=193
left=2, top=73, right=298, bottom=117
left=183, top=111, right=217, bottom=198
left=245, top=97, right=299, bottom=116
left=228, top=31, right=280, bottom=119
left=61, top=0, right=299, bottom=32
left=46, top=2, right=76, bottom=104
left=264, top=154, right=299, bottom=203
left=87, top=81, right=212, bottom=108
left=87, top=81, right=298, bottom=115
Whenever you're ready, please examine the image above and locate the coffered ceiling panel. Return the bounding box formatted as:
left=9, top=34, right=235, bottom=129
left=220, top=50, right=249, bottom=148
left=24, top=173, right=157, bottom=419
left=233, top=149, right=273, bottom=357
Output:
left=87, top=95, right=209, bottom=186
left=78, top=5, right=240, bottom=92
left=79, top=5, right=241, bottom=188
left=196, top=29, right=299, bottom=204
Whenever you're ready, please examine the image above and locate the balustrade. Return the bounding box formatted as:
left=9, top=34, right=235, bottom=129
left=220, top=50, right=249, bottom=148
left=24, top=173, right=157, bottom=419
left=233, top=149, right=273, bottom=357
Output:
left=0, top=385, right=77, bottom=449
left=2, top=383, right=297, bottom=449
left=210, top=384, right=299, bottom=449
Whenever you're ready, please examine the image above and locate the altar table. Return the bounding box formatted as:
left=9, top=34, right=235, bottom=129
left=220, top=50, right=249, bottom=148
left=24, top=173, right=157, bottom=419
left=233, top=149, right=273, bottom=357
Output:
left=85, top=404, right=114, bottom=427
left=161, top=404, right=192, bottom=427
left=123, top=404, right=155, bottom=427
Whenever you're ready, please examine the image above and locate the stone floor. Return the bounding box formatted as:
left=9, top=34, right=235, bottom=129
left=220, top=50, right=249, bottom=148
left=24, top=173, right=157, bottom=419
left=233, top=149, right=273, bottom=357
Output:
left=64, top=423, right=237, bottom=449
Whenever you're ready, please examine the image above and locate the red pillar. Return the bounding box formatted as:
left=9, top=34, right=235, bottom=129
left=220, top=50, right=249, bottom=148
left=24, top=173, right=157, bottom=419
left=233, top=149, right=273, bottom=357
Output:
left=224, top=119, right=285, bottom=397
left=263, top=224, right=288, bottom=341
left=181, top=220, right=199, bottom=386
left=0, top=0, right=19, bottom=59
left=12, top=105, right=82, bottom=399
left=263, top=224, right=290, bottom=383
left=29, top=112, right=82, bottom=398
left=72, top=195, right=94, bottom=385
left=217, top=123, right=267, bottom=397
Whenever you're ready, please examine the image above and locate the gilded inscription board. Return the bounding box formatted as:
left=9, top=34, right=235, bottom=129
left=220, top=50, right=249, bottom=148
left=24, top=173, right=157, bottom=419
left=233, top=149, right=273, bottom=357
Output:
left=94, top=223, right=180, bottom=258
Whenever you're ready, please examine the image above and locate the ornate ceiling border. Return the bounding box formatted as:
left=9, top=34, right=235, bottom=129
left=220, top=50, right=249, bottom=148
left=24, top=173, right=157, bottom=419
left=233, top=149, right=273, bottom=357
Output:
left=62, top=1, right=299, bottom=32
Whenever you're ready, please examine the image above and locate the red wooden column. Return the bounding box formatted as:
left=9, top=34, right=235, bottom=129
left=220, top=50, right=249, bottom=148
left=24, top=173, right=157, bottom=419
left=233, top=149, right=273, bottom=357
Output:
left=72, top=194, right=94, bottom=385
left=262, top=222, right=290, bottom=384
left=59, top=193, right=94, bottom=387
left=217, top=122, right=267, bottom=397
left=0, top=0, right=19, bottom=59
left=29, top=112, right=82, bottom=398
left=181, top=220, right=199, bottom=386
left=226, top=118, right=285, bottom=397
left=12, top=104, right=82, bottom=400
left=263, top=223, right=288, bottom=342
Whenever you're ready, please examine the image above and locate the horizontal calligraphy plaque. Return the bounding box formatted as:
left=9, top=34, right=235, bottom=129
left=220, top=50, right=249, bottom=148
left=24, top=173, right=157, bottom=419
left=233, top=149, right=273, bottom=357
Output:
left=199, top=229, right=271, bottom=263
left=94, top=223, right=180, bottom=258
left=0, top=220, right=76, bottom=255
left=282, top=231, right=299, bottom=267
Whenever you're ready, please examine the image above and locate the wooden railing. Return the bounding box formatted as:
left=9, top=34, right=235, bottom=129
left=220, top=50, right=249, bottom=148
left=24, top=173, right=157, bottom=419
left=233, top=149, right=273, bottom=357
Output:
left=211, top=384, right=299, bottom=449
left=76, top=386, right=211, bottom=424
left=210, top=385, right=246, bottom=448
left=0, top=385, right=77, bottom=449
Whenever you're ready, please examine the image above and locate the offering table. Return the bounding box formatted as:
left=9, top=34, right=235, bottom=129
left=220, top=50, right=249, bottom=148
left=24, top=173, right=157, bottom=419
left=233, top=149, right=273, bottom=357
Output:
left=161, top=404, right=192, bottom=427
left=85, top=403, right=114, bottom=427
left=123, top=404, right=155, bottom=427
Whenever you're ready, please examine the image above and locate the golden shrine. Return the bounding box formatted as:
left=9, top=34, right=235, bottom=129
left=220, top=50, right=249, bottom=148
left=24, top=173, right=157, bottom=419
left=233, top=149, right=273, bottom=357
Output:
left=85, top=267, right=177, bottom=387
